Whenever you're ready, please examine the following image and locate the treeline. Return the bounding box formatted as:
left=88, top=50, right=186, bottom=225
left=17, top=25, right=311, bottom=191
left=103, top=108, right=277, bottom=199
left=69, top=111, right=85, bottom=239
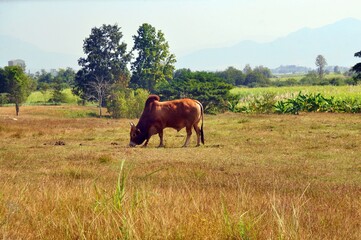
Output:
left=0, top=64, right=359, bottom=116
left=1, top=22, right=361, bottom=117
left=31, top=68, right=76, bottom=103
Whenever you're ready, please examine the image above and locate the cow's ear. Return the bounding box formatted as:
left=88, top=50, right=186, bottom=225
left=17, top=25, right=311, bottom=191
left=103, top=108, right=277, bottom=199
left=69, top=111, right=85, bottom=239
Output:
left=136, top=128, right=141, bottom=134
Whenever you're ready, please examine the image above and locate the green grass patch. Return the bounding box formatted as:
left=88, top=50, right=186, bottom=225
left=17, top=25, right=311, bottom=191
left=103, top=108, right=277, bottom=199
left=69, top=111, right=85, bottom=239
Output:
left=26, top=88, right=80, bottom=105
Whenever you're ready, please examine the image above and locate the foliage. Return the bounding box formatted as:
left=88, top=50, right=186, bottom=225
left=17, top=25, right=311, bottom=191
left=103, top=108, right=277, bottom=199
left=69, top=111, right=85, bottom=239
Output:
left=238, top=93, right=278, bottom=114
left=0, top=66, right=33, bottom=115
left=245, top=71, right=271, bottom=87
left=33, top=68, right=75, bottom=90
left=25, top=89, right=80, bottom=105
left=49, top=75, right=66, bottom=104
left=155, top=70, right=233, bottom=114
left=272, top=78, right=298, bottom=87
left=230, top=86, right=361, bottom=114
left=351, top=50, right=361, bottom=84
left=107, top=86, right=149, bottom=119
left=74, top=24, right=131, bottom=104
left=233, top=92, right=361, bottom=114
left=57, top=68, right=76, bottom=88
left=0, top=93, right=9, bottom=106
left=130, top=23, right=176, bottom=91
left=315, top=55, right=327, bottom=79
left=215, top=66, right=245, bottom=86
left=275, top=92, right=361, bottom=114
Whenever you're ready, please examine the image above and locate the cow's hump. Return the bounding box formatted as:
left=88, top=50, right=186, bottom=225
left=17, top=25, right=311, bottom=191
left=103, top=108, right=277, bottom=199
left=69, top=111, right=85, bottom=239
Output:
left=145, top=95, right=160, bottom=106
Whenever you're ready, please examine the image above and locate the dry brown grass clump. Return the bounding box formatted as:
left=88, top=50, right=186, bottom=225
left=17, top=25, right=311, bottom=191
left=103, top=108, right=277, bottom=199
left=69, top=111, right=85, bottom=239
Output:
left=0, top=106, right=360, bottom=239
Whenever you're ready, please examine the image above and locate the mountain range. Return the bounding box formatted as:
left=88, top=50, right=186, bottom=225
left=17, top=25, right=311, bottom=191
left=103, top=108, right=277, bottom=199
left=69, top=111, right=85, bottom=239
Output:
left=1, top=18, right=361, bottom=73
left=0, top=35, right=79, bottom=73
left=176, top=18, right=361, bottom=71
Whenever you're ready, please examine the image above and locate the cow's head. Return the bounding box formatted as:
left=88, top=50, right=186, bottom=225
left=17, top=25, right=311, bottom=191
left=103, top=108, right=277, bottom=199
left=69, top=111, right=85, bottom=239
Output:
left=129, top=122, right=146, bottom=147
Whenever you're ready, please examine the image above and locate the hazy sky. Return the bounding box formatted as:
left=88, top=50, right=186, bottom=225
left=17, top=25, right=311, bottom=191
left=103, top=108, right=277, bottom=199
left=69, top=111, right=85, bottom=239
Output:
left=1, top=0, right=361, bottom=58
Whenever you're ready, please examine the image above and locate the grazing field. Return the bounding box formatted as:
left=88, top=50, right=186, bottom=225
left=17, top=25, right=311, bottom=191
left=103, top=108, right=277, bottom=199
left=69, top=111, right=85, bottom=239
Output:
left=0, top=106, right=360, bottom=239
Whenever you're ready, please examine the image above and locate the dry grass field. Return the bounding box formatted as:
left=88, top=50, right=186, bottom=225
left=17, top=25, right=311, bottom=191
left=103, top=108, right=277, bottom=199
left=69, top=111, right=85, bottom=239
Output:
left=0, top=106, right=360, bottom=239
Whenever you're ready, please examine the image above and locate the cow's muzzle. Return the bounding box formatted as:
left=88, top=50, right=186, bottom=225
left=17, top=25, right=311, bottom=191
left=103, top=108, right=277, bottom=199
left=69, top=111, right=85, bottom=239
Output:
left=129, top=141, right=136, bottom=147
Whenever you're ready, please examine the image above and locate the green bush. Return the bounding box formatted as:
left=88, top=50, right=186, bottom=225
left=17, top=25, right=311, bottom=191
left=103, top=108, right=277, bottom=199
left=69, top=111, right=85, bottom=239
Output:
left=107, top=88, right=149, bottom=119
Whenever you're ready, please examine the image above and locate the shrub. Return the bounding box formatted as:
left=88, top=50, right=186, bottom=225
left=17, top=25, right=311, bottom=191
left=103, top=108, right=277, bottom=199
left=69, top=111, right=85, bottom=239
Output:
left=107, top=87, right=149, bottom=119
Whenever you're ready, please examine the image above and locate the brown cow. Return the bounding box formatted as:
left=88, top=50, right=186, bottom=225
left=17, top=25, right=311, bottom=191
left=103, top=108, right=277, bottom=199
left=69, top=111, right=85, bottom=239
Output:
left=129, top=95, right=204, bottom=147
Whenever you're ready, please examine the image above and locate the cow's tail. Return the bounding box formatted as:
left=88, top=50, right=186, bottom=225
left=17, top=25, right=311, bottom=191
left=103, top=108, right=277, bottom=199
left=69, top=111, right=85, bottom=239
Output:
left=196, top=100, right=205, bottom=145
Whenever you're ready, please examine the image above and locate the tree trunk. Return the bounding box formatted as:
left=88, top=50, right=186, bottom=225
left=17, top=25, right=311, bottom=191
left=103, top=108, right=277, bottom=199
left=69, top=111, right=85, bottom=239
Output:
left=98, top=99, right=102, bottom=118
left=15, top=103, right=20, bottom=116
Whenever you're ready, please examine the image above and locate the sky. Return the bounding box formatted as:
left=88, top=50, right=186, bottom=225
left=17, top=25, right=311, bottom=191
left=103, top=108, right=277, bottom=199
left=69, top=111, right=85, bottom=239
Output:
left=1, top=0, right=361, bottom=61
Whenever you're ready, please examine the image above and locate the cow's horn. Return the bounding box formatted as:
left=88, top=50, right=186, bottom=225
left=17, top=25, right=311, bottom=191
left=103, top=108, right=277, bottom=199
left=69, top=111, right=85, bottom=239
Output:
left=129, top=122, right=135, bottom=127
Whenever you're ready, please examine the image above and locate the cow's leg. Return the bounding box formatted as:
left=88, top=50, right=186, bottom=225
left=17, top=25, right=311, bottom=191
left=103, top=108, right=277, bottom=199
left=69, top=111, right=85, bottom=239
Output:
left=182, top=126, right=192, bottom=147
left=142, top=138, right=150, bottom=148
left=193, top=124, right=201, bottom=147
left=158, top=130, right=165, bottom=148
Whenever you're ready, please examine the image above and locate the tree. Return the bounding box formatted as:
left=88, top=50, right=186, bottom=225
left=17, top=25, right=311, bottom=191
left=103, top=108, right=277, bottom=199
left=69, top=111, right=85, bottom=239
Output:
left=74, top=24, right=131, bottom=116
left=49, top=75, right=66, bottom=104
left=351, top=50, right=361, bottom=84
left=88, top=75, right=110, bottom=117
left=315, top=55, right=327, bottom=79
left=107, top=86, right=149, bottom=119
left=216, top=66, right=245, bottom=86
left=130, top=23, right=176, bottom=91
left=243, top=64, right=252, bottom=75
left=0, top=68, right=6, bottom=93
left=57, top=68, right=75, bottom=88
left=0, top=66, right=32, bottom=115
left=253, top=66, right=272, bottom=78
left=155, top=70, right=233, bottom=114
left=0, top=68, right=9, bottom=105
left=244, top=71, right=270, bottom=87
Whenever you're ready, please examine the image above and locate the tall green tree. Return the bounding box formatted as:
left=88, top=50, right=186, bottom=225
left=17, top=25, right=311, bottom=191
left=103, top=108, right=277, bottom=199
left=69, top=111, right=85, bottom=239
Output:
left=216, top=66, right=245, bottom=86
left=0, top=66, right=32, bottom=116
left=315, top=54, right=327, bottom=79
left=57, top=68, right=76, bottom=88
left=351, top=50, right=361, bottom=84
left=155, top=70, right=233, bottom=113
left=130, top=23, right=176, bottom=91
left=74, top=24, right=131, bottom=115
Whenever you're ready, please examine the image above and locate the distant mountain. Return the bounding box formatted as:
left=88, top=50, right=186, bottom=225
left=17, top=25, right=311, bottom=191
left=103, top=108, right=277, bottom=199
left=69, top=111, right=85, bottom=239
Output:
left=271, top=65, right=350, bottom=75
left=177, top=18, right=361, bottom=71
left=0, top=35, right=80, bottom=73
